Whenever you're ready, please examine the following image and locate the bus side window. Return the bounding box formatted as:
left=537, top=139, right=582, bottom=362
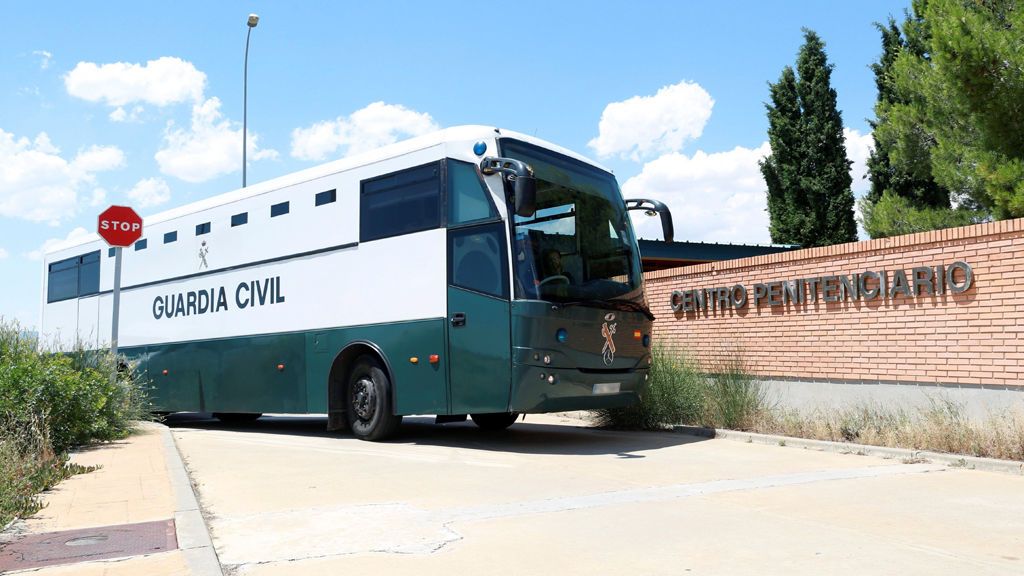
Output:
left=448, top=222, right=509, bottom=299
left=447, top=159, right=497, bottom=225
left=47, top=251, right=100, bottom=303
left=360, top=162, right=442, bottom=242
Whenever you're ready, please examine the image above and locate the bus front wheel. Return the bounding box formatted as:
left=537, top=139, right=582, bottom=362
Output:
left=346, top=355, right=402, bottom=441
left=470, top=412, right=519, bottom=431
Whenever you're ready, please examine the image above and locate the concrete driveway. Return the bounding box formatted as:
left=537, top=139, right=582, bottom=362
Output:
left=166, top=413, right=1024, bottom=575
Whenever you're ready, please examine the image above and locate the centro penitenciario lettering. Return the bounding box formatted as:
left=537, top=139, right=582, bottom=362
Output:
left=669, top=261, right=973, bottom=314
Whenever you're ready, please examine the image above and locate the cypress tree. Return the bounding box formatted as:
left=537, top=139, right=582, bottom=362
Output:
left=760, top=30, right=857, bottom=247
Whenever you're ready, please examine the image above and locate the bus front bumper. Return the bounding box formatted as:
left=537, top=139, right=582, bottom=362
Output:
left=510, top=364, right=649, bottom=413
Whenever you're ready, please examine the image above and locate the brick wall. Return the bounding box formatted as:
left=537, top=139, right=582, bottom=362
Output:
left=643, top=218, right=1024, bottom=388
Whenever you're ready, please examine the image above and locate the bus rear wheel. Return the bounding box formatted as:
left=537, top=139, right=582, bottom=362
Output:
left=213, top=412, right=262, bottom=424
left=470, top=412, right=519, bottom=431
left=346, top=355, right=402, bottom=441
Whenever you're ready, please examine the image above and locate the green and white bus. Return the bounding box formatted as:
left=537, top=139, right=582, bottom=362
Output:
left=40, top=126, right=672, bottom=440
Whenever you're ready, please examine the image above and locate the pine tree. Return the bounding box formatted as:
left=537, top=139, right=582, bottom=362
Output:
left=866, top=4, right=949, bottom=209
left=916, top=0, right=1024, bottom=218
left=760, top=29, right=857, bottom=247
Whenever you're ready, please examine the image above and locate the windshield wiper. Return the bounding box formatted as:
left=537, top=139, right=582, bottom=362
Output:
left=557, top=298, right=655, bottom=321
left=607, top=298, right=655, bottom=321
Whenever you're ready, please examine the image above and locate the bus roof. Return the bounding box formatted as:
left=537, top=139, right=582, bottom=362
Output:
left=45, top=125, right=611, bottom=256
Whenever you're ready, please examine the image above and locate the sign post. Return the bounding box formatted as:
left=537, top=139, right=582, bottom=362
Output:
left=97, top=206, right=143, bottom=357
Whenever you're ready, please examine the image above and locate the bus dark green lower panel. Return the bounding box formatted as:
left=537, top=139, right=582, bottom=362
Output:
left=123, top=318, right=448, bottom=416
left=304, top=319, right=447, bottom=415
left=510, top=364, right=648, bottom=413
left=125, top=332, right=308, bottom=414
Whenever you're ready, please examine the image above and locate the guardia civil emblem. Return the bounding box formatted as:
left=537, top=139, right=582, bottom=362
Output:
left=601, top=312, right=617, bottom=366
left=198, top=241, right=209, bottom=270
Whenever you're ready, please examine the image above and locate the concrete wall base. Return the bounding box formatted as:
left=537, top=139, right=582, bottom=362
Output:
left=759, top=378, right=1024, bottom=421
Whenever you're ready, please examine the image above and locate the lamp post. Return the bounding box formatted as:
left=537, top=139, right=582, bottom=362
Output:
left=243, top=13, right=259, bottom=188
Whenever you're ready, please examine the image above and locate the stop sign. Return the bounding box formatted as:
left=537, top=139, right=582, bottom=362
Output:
left=97, top=205, right=144, bottom=247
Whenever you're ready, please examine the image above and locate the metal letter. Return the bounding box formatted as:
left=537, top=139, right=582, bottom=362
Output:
left=670, top=290, right=684, bottom=312
left=783, top=280, right=798, bottom=305
left=911, top=266, right=934, bottom=296
left=839, top=275, right=857, bottom=301
left=731, top=284, right=748, bottom=308
left=889, top=269, right=912, bottom=298
left=822, top=275, right=840, bottom=303
left=861, top=271, right=881, bottom=299
left=947, top=261, right=973, bottom=293
left=805, top=277, right=820, bottom=302
left=753, top=283, right=767, bottom=306
left=767, top=282, right=783, bottom=306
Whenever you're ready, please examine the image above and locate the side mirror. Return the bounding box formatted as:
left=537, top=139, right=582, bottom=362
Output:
left=625, top=198, right=674, bottom=243
left=480, top=156, right=536, bottom=217
left=513, top=174, right=536, bottom=217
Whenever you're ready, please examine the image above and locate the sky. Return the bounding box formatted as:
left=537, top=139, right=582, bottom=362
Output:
left=1, top=0, right=910, bottom=329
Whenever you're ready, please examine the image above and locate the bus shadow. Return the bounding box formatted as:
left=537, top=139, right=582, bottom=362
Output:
left=161, top=413, right=710, bottom=457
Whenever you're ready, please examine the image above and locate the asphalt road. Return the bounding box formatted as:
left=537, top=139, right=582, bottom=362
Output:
left=166, top=413, right=1024, bottom=576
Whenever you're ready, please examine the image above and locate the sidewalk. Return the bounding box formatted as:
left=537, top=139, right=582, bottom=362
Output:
left=0, top=422, right=220, bottom=575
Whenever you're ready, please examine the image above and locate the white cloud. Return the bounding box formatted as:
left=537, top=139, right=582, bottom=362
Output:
left=33, top=50, right=52, bottom=70
left=588, top=81, right=714, bottom=161
left=0, top=129, right=125, bottom=224
left=844, top=127, right=874, bottom=197
left=0, top=247, right=8, bottom=260
left=622, top=143, right=773, bottom=244
left=27, top=227, right=91, bottom=261
left=71, top=145, right=126, bottom=172
left=89, top=188, right=108, bottom=207
left=64, top=57, right=206, bottom=107
left=623, top=131, right=876, bottom=244
left=290, top=101, right=439, bottom=162
left=109, top=105, right=145, bottom=123
left=126, top=177, right=171, bottom=208
left=155, top=97, right=278, bottom=183
left=844, top=128, right=876, bottom=239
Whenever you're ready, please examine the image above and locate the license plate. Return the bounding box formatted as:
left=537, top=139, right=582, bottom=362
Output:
left=592, top=382, right=621, bottom=395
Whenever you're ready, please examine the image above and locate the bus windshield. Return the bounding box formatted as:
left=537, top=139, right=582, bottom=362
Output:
left=500, top=139, right=646, bottom=311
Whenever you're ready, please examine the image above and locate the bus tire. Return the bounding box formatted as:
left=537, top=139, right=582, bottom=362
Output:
left=470, top=412, right=519, bottom=431
left=213, top=412, right=262, bottom=424
left=346, top=355, right=402, bottom=441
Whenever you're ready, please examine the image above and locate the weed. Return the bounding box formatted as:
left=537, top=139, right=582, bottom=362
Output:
left=0, top=319, right=146, bottom=525
left=590, top=346, right=703, bottom=430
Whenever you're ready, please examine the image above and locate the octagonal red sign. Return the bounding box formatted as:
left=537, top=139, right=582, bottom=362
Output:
left=97, top=205, right=143, bottom=247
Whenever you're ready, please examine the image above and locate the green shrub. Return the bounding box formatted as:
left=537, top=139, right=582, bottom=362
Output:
left=591, top=347, right=704, bottom=430
left=0, top=319, right=147, bottom=525
left=701, top=355, right=770, bottom=430
left=0, top=322, right=147, bottom=454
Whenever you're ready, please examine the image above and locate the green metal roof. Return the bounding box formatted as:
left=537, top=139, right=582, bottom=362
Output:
left=638, top=239, right=798, bottom=263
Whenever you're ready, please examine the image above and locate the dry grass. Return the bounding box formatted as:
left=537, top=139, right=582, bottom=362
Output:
left=0, top=416, right=94, bottom=527
left=595, top=346, right=1024, bottom=462
left=756, top=398, right=1024, bottom=462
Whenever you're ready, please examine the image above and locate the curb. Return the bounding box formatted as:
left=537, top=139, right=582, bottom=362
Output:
left=156, top=423, right=223, bottom=575
left=674, top=425, right=1024, bottom=476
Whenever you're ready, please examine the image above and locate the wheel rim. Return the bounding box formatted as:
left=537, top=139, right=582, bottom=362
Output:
left=352, top=376, right=376, bottom=421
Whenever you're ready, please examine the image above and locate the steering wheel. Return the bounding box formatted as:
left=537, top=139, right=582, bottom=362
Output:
left=538, top=275, right=570, bottom=286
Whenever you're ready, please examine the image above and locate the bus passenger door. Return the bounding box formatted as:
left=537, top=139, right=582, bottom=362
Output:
left=446, top=222, right=512, bottom=414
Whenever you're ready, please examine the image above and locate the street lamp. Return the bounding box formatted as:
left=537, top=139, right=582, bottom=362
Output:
left=243, top=13, right=259, bottom=188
